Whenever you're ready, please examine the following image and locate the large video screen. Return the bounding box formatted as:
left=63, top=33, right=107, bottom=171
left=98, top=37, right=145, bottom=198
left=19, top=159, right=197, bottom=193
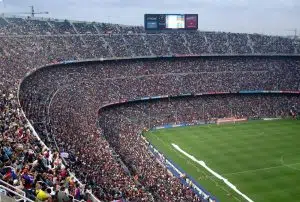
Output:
left=144, top=14, right=198, bottom=30
left=166, top=15, right=185, bottom=29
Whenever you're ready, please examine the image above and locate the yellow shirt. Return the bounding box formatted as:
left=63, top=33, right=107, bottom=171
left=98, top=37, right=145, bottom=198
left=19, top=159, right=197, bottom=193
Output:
left=36, top=189, right=49, bottom=201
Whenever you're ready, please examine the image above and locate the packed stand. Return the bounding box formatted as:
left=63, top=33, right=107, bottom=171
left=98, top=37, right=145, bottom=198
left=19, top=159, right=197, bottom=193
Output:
left=0, top=89, right=94, bottom=201
left=97, top=94, right=300, bottom=199
left=1, top=16, right=300, bottom=202
left=98, top=94, right=300, bottom=128
left=19, top=56, right=300, bottom=201
left=0, top=16, right=299, bottom=58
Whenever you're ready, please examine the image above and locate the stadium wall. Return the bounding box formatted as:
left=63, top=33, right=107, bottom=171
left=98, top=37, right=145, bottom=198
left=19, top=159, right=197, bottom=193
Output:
left=143, top=135, right=218, bottom=202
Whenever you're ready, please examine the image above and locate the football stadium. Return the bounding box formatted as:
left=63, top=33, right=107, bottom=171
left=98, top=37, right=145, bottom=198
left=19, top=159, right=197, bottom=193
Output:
left=0, top=1, right=300, bottom=202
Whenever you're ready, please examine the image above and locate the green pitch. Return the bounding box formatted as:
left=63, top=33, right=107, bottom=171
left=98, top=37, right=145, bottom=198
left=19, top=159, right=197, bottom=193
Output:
left=144, top=120, right=300, bottom=202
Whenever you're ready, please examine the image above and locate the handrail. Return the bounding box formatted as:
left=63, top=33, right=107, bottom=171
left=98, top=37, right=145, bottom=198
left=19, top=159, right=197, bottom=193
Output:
left=0, top=179, right=26, bottom=198
left=17, top=75, right=102, bottom=202
left=0, top=185, right=34, bottom=202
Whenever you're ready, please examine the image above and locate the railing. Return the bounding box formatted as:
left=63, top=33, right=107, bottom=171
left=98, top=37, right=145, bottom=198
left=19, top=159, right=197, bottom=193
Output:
left=0, top=179, right=26, bottom=199
left=0, top=184, right=34, bottom=202
left=142, top=134, right=217, bottom=202
left=18, top=57, right=300, bottom=202
left=17, top=72, right=102, bottom=202
left=1, top=179, right=99, bottom=202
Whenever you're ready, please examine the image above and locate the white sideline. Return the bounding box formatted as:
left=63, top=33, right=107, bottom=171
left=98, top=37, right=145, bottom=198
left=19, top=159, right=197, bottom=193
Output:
left=172, top=143, right=254, bottom=202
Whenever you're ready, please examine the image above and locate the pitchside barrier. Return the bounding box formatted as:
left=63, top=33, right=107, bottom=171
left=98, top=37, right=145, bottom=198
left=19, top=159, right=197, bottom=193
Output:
left=141, top=123, right=218, bottom=202
left=19, top=57, right=299, bottom=202
left=144, top=140, right=217, bottom=202
left=144, top=122, right=227, bottom=202
left=144, top=117, right=289, bottom=202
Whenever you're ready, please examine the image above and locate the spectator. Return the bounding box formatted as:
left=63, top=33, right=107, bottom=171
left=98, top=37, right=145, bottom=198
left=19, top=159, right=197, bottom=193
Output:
left=1, top=16, right=299, bottom=202
left=57, top=186, right=70, bottom=202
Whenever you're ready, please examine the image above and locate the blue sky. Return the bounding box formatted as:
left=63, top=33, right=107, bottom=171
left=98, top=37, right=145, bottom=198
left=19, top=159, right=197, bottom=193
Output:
left=0, top=0, right=299, bottom=36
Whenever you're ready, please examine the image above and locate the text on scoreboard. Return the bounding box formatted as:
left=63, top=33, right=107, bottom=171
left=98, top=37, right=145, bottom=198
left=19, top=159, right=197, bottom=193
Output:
left=144, top=14, right=198, bottom=30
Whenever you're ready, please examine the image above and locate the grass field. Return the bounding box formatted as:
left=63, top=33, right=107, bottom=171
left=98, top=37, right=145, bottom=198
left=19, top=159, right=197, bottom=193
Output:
left=144, top=120, right=300, bottom=202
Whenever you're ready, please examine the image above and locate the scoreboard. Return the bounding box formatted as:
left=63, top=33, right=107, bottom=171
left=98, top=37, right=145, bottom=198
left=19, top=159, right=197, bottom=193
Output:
left=144, top=14, right=198, bottom=30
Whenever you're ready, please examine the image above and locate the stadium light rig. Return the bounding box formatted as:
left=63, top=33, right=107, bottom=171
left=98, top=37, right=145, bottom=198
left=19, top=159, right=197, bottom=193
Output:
left=1, top=5, right=49, bottom=17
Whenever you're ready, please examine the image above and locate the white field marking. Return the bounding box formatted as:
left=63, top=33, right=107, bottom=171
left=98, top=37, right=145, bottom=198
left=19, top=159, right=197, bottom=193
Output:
left=188, top=132, right=298, bottom=146
left=280, top=155, right=300, bottom=171
left=153, top=136, right=242, bottom=202
left=188, top=133, right=268, bottom=145
left=222, top=162, right=300, bottom=176
left=172, top=143, right=254, bottom=202
left=197, top=126, right=286, bottom=139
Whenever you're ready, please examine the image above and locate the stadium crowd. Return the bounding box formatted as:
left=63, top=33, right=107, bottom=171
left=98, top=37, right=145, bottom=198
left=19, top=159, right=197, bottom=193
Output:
left=0, top=16, right=300, bottom=202
left=0, top=89, right=94, bottom=201
left=98, top=94, right=300, bottom=199
left=1, top=16, right=300, bottom=66
left=19, top=56, right=300, bottom=201
left=99, top=94, right=300, bottom=129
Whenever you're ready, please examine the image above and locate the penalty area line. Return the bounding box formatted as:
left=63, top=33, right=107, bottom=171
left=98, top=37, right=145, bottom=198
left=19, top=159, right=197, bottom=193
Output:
left=172, top=143, right=254, bottom=202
